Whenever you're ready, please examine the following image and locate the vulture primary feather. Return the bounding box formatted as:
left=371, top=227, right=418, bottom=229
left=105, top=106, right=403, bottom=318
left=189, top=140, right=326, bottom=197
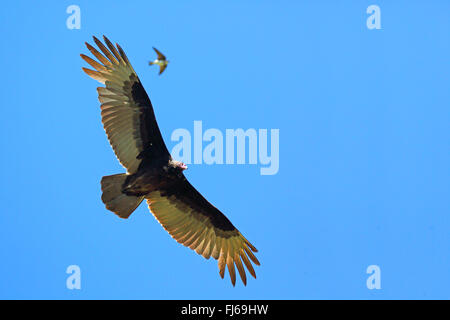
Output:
left=81, top=36, right=260, bottom=286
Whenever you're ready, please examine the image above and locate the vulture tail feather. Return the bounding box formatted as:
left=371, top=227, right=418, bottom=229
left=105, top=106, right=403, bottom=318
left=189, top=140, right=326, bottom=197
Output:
left=101, top=174, right=144, bottom=219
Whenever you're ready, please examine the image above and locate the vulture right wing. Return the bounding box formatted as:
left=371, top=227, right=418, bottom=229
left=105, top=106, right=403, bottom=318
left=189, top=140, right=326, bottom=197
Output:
left=146, top=177, right=260, bottom=286
left=81, top=36, right=170, bottom=173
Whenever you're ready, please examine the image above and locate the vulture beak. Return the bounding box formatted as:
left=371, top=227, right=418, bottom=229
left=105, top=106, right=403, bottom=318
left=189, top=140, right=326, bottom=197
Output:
left=180, top=163, right=188, bottom=171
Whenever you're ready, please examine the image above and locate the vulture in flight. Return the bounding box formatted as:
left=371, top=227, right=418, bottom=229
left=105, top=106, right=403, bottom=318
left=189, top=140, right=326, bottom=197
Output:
left=81, top=36, right=260, bottom=286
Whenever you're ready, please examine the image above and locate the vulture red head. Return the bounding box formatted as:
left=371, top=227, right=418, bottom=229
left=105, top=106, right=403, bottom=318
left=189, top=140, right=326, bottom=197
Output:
left=171, top=159, right=188, bottom=171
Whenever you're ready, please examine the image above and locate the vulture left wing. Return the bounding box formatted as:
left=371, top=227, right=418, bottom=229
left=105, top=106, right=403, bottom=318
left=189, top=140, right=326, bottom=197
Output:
left=146, top=177, right=260, bottom=286
left=81, top=36, right=170, bottom=173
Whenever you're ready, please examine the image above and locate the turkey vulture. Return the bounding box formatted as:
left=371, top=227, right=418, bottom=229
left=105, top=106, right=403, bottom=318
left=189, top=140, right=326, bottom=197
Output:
left=81, top=36, right=260, bottom=286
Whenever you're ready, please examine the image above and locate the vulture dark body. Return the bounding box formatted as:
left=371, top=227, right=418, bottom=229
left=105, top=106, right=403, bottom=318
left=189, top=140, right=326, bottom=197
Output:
left=81, top=36, right=259, bottom=286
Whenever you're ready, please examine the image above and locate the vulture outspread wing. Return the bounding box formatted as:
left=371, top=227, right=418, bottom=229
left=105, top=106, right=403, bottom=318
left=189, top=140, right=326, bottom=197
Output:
left=81, top=36, right=170, bottom=173
left=146, top=177, right=260, bottom=286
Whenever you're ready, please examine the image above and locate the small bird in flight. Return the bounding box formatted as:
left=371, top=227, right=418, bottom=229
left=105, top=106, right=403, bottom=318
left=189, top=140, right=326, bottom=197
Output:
left=80, top=36, right=260, bottom=286
left=149, top=47, right=169, bottom=75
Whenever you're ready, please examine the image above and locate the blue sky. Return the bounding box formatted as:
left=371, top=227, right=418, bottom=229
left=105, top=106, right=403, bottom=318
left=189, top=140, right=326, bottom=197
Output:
left=0, top=1, right=449, bottom=299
